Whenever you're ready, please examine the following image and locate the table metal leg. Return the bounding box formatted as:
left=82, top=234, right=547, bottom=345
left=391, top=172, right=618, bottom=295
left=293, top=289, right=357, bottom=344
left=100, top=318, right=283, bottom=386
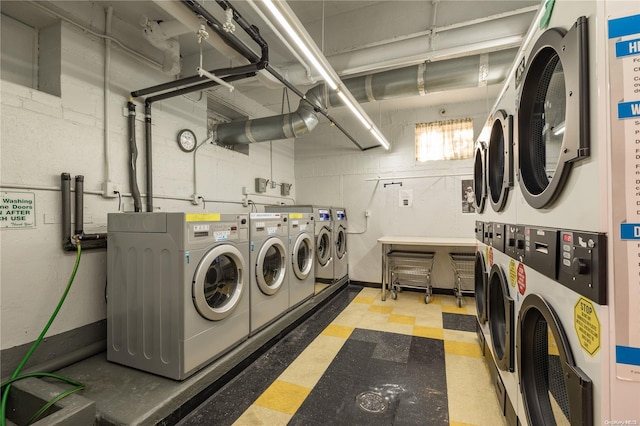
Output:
left=381, top=243, right=388, bottom=301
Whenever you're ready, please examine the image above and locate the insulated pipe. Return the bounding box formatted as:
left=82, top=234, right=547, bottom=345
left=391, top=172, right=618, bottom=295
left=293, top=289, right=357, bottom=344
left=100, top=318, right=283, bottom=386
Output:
left=74, top=175, right=84, bottom=235
left=61, top=173, right=72, bottom=245
left=146, top=73, right=255, bottom=103
left=214, top=49, right=517, bottom=146
left=104, top=6, right=113, bottom=188
left=127, top=102, right=142, bottom=212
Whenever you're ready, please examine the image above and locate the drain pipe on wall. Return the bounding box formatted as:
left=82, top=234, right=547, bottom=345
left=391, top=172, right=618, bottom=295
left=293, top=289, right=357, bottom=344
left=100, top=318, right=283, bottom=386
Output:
left=127, top=101, right=143, bottom=212
left=61, top=173, right=107, bottom=251
left=102, top=6, right=114, bottom=197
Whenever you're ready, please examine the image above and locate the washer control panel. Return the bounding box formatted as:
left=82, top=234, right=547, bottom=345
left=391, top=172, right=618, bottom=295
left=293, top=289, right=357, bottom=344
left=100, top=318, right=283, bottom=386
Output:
left=475, top=221, right=485, bottom=243
left=491, top=222, right=506, bottom=253
left=558, top=230, right=607, bottom=305
left=505, top=224, right=525, bottom=261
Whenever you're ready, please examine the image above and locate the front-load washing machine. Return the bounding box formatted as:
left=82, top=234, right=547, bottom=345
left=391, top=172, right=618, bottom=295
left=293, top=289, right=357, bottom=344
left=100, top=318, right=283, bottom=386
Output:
left=331, top=207, right=348, bottom=283
left=286, top=212, right=315, bottom=309
left=107, top=212, right=250, bottom=380
left=473, top=142, right=488, bottom=214
left=249, top=213, right=289, bottom=335
left=517, top=225, right=607, bottom=426
left=265, top=205, right=334, bottom=284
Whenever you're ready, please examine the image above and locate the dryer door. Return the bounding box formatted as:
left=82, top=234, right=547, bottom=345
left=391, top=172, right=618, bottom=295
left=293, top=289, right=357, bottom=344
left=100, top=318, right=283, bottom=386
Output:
left=518, top=294, right=593, bottom=425
left=488, top=264, right=515, bottom=372
left=292, top=233, right=313, bottom=280
left=256, top=237, right=287, bottom=295
left=193, top=244, right=246, bottom=321
left=473, top=141, right=487, bottom=213
left=475, top=250, right=488, bottom=324
left=335, top=226, right=347, bottom=260
left=518, top=17, right=589, bottom=208
left=316, top=227, right=332, bottom=266
left=487, top=110, right=513, bottom=212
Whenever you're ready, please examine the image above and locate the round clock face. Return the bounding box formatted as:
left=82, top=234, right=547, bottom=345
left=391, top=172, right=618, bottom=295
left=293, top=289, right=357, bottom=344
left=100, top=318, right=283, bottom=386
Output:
left=178, top=129, right=197, bottom=152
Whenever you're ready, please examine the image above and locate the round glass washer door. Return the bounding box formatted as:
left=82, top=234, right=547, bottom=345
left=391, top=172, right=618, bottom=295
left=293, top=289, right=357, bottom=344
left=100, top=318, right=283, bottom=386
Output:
left=518, top=294, right=593, bottom=425
left=292, top=233, right=313, bottom=280
left=316, top=227, right=332, bottom=266
left=193, top=244, right=246, bottom=321
left=488, top=263, right=514, bottom=372
left=256, top=237, right=287, bottom=296
left=473, top=141, right=487, bottom=213
left=487, top=110, right=513, bottom=212
left=474, top=251, right=488, bottom=324
left=518, top=17, right=589, bottom=209
left=335, top=226, right=347, bottom=260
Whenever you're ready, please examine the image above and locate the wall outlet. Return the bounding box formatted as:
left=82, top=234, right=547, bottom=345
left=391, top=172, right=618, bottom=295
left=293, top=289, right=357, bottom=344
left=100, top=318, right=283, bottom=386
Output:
left=280, top=183, right=291, bottom=196
left=191, top=194, right=203, bottom=205
left=102, top=181, right=121, bottom=198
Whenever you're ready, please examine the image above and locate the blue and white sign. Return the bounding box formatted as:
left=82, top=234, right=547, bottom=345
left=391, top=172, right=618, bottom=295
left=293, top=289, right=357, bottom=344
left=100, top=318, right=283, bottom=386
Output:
left=618, top=101, right=640, bottom=119
left=620, top=223, right=640, bottom=240
left=615, top=38, right=640, bottom=58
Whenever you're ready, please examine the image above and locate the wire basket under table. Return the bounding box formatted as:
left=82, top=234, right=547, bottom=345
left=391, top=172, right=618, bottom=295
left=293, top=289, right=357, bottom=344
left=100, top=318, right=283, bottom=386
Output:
left=449, top=252, right=475, bottom=307
left=388, top=251, right=435, bottom=304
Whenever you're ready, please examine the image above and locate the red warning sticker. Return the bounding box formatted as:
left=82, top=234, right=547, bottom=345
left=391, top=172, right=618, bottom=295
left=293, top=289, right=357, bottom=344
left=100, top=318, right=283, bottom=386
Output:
left=489, top=247, right=494, bottom=267
left=517, top=263, right=526, bottom=295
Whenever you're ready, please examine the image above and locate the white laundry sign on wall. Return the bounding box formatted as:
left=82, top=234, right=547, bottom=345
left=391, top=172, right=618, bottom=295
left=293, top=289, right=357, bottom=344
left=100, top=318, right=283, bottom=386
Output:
left=399, top=189, right=413, bottom=207
left=0, top=191, right=36, bottom=229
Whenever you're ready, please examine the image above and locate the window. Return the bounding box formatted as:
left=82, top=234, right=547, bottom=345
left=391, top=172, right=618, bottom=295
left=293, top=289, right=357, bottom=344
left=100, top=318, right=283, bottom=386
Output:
left=415, top=118, right=474, bottom=162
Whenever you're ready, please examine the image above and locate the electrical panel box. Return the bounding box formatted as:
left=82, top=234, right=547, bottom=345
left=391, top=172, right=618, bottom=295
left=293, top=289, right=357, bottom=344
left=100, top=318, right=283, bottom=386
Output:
left=281, top=183, right=291, bottom=196
left=255, top=178, right=267, bottom=193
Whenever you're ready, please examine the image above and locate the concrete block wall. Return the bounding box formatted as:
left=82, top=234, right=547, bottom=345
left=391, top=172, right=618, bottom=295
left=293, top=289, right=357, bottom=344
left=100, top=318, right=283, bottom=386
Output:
left=0, top=9, right=295, bottom=357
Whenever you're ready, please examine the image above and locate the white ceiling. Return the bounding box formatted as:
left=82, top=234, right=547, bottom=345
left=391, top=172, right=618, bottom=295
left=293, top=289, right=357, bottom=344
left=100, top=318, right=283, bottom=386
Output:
left=1, top=0, right=540, bottom=121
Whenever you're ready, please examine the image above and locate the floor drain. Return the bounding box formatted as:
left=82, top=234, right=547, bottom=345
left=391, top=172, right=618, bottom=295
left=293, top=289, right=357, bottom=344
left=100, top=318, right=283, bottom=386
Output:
left=356, top=391, right=388, bottom=413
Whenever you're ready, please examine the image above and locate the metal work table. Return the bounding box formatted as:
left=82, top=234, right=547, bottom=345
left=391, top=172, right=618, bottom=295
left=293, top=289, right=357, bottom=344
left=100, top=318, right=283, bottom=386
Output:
left=378, top=236, right=476, bottom=301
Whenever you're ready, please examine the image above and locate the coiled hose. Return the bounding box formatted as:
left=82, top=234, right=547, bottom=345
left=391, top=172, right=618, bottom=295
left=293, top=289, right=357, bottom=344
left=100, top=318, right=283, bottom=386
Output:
left=1, top=245, right=85, bottom=425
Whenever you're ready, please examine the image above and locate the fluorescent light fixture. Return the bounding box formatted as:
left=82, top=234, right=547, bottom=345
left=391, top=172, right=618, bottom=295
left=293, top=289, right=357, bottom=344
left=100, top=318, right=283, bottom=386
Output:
left=260, top=0, right=390, bottom=150
left=370, top=128, right=390, bottom=150
left=261, top=0, right=337, bottom=90
left=337, top=91, right=370, bottom=129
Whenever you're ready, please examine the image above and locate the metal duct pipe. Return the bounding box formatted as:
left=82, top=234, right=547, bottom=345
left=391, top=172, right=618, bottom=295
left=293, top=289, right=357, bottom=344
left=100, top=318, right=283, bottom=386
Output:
left=145, top=102, right=153, bottom=213
left=214, top=48, right=517, bottom=145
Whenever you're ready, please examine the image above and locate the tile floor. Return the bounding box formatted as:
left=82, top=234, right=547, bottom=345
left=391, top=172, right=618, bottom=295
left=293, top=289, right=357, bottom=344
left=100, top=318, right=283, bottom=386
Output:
left=178, top=285, right=505, bottom=426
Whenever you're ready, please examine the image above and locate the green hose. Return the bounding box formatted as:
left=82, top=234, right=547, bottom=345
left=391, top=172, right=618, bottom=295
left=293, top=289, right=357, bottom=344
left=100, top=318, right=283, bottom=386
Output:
left=1, top=245, right=83, bottom=426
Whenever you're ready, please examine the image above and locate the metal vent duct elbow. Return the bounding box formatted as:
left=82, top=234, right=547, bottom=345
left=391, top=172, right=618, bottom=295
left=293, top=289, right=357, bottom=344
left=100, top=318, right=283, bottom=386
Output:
left=213, top=48, right=517, bottom=145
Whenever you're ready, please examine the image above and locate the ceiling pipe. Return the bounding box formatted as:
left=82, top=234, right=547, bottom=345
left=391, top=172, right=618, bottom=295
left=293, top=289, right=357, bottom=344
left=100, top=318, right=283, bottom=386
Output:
left=213, top=48, right=517, bottom=146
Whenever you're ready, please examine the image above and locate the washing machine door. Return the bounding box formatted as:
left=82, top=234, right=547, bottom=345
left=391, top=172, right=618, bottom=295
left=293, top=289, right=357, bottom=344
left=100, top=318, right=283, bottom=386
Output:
left=473, top=141, right=487, bottom=213
left=518, top=17, right=589, bottom=209
left=518, top=294, right=593, bottom=425
left=488, top=264, right=514, bottom=372
left=193, top=244, right=246, bottom=321
left=475, top=250, right=488, bottom=324
left=292, top=233, right=313, bottom=280
left=316, top=227, right=332, bottom=266
left=487, top=110, right=513, bottom=212
left=335, top=226, right=347, bottom=260
left=256, top=237, right=287, bottom=296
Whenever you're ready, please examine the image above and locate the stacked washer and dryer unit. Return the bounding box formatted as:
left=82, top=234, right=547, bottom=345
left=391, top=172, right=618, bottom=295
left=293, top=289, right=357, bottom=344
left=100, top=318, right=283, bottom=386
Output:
left=475, top=0, right=640, bottom=424
left=107, top=213, right=251, bottom=380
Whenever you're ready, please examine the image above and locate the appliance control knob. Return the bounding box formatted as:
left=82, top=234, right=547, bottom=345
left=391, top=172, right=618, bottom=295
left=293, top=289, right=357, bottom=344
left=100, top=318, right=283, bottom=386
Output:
left=572, top=258, right=589, bottom=275
left=241, top=218, right=247, bottom=225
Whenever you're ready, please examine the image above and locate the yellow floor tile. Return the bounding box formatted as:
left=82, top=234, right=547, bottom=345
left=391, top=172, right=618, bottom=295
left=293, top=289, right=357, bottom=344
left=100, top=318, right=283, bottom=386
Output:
left=253, top=380, right=311, bottom=415
left=233, top=405, right=292, bottom=426
left=446, top=354, right=506, bottom=426
left=413, top=325, right=444, bottom=340
left=449, top=422, right=476, bottom=426
left=388, top=314, right=416, bottom=325
left=368, top=305, right=393, bottom=314
left=444, top=340, right=483, bottom=358
left=444, top=329, right=479, bottom=344
left=278, top=335, right=347, bottom=389
left=441, top=304, right=471, bottom=315
left=321, top=324, right=354, bottom=338
left=352, top=295, right=376, bottom=304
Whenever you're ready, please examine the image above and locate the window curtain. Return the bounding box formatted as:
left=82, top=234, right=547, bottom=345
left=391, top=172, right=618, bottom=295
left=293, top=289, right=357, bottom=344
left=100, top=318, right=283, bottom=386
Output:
left=415, top=118, right=474, bottom=161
